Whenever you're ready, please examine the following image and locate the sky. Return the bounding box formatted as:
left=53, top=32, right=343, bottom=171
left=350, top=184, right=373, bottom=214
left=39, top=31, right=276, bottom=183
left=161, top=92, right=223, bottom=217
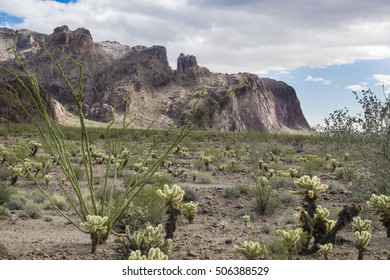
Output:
left=1, top=0, right=390, bottom=127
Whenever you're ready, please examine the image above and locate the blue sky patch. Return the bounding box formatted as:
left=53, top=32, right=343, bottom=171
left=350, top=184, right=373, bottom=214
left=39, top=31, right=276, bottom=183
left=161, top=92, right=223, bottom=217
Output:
left=0, top=12, right=23, bottom=26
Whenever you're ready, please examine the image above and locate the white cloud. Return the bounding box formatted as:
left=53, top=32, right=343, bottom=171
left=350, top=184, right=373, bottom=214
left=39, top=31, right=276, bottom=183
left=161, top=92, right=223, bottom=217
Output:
left=372, top=74, right=390, bottom=87
left=304, top=75, right=331, bottom=85
left=346, top=82, right=368, bottom=92
left=2, top=0, right=390, bottom=73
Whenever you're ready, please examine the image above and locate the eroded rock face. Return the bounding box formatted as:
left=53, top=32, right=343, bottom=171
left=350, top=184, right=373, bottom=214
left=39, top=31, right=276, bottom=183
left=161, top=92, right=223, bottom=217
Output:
left=0, top=26, right=310, bottom=132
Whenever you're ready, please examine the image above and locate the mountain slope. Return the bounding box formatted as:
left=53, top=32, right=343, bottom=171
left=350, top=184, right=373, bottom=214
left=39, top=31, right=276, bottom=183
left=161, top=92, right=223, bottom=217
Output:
left=0, top=26, right=310, bottom=132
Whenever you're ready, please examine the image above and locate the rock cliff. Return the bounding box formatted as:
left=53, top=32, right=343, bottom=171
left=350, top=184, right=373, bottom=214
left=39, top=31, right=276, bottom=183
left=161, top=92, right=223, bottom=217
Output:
left=0, top=26, right=310, bottom=132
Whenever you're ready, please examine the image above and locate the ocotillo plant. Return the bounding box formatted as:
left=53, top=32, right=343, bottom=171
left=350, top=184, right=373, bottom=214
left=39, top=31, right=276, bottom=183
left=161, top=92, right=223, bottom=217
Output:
left=0, top=38, right=244, bottom=253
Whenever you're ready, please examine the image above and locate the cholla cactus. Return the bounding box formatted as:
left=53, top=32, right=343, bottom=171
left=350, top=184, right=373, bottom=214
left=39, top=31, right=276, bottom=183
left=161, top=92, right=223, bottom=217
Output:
left=291, top=176, right=328, bottom=199
left=80, top=215, right=108, bottom=253
left=330, top=158, right=340, bottom=172
left=218, top=220, right=228, bottom=231
left=23, top=158, right=32, bottom=173
left=129, top=248, right=168, bottom=260
left=128, top=250, right=147, bottom=260
left=28, top=140, right=42, bottom=157
left=241, top=214, right=251, bottom=226
left=181, top=201, right=198, bottom=223
left=0, top=144, right=9, bottom=164
left=89, top=145, right=106, bottom=164
left=312, top=205, right=336, bottom=242
left=352, top=217, right=372, bottom=233
left=276, top=228, right=303, bottom=259
left=147, top=248, right=169, bottom=260
left=200, top=152, right=214, bottom=169
left=157, top=184, right=185, bottom=239
left=318, top=243, right=333, bottom=260
left=288, top=168, right=299, bottom=178
left=367, top=194, right=390, bottom=237
left=9, top=164, right=24, bottom=185
left=34, top=161, right=43, bottom=176
left=291, top=176, right=328, bottom=218
left=44, top=174, right=52, bottom=186
left=354, top=231, right=371, bottom=260
left=234, top=241, right=268, bottom=260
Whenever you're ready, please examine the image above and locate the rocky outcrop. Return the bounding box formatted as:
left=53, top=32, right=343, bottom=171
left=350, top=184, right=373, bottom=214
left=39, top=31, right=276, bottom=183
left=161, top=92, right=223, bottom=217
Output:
left=0, top=25, right=310, bottom=131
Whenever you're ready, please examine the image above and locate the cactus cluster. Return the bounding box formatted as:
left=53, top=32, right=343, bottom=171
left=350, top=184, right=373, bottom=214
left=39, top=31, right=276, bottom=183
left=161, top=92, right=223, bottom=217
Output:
left=119, top=223, right=172, bottom=259
left=0, top=144, right=9, bottom=164
left=129, top=248, right=168, bottom=260
left=181, top=201, right=198, bottom=223
left=276, top=228, right=303, bottom=259
left=241, top=214, right=251, bottom=226
left=234, top=241, right=268, bottom=260
left=312, top=205, right=336, bottom=243
left=200, top=152, right=214, bottom=169
left=354, top=231, right=371, bottom=260
left=318, top=243, right=333, bottom=260
left=80, top=215, right=108, bottom=253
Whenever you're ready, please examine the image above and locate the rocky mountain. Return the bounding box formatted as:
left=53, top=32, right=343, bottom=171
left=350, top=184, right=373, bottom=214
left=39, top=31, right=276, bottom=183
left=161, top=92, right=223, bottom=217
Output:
left=0, top=26, right=310, bottom=132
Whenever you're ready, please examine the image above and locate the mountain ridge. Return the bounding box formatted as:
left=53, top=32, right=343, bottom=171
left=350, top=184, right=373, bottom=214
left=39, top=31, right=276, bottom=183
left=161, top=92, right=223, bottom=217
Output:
left=0, top=25, right=310, bottom=132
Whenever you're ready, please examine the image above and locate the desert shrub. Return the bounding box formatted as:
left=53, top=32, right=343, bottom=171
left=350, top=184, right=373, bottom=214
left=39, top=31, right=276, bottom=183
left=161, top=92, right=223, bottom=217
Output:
left=326, top=180, right=348, bottom=194
left=0, top=184, right=13, bottom=205
left=195, top=172, right=214, bottom=184
left=0, top=167, right=11, bottom=181
left=268, top=176, right=295, bottom=189
left=303, top=157, right=326, bottom=173
left=234, top=183, right=253, bottom=195
left=6, top=193, right=28, bottom=210
left=151, top=171, right=176, bottom=187
left=181, top=185, right=199, bottom=202
left=116, top=186, right=164, bottom=233
left=0, top=205, right=11, bottom=219
left=253, top=177, right=281, bottom=215
left=32, top=190, right=47, bottom=204
left=280, top=192, right=299, bottom=206
left=223, top=187, right=241, bottom=199
left=23, top=201, right=43, bottom=219
left=50, top=193, right=69, bottom=211
left=235, top=208, right=257, bottom=221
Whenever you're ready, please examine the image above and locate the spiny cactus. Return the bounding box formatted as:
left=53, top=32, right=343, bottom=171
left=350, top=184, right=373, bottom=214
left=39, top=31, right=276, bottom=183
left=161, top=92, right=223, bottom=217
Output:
left=218, top=220, right=228, bottom=231
left=354, top=231, right=371, bottom=260
left=119, top=223, right=172, bottom=259
left=129, top=248, right=168, bottom=260
left=367, top=194, right=390, bottom=237
left=241, top=214, right=251, bottom=226
left=0, top=144, right=9, bottom=164
left=80, top=215, right=108, bottom=253
left=8, top=164, right=24, bottom=185
left=28, top=140, right=42, bottom=157
left=200, top=152, right=214, bottom=170
left=181, top=201, right=198, bottom=223
left=276, top=228, right=303, bottom=259
left=288, top=168, right=299, bottom=178
left=312, top=205, right=336, bottom=243
left=157, top=184, right=184, bottom=239
left=318, top=243, right=333, bottom=260
left=234, top=241, right=268, bottom=260
left=352, top=217, right=372, bottom=233
left=291, top=175, right=328, bottom=218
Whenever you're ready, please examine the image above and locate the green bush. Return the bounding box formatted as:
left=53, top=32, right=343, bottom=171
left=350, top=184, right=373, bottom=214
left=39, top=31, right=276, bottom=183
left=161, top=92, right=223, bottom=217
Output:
left=0, top=184, right=13, bottom=205
left=0, top=205, right=11, bottom=219
left=253, top=177, right=281, bottom=215
left=269, top=177, right=295, bottom=189
left=0, top=167, right=11, bottom=181
left=235, top=208, right=257, bottom=221
left=223, top=187, right=241, bottom=199
left=6, top=193, right=28, bottom=210
left=23, top=201, right=43, bottom=219
left=303, top=157, right=326, bottom=173
left=195, top=172, right=214, bottom=184
left=181, top=185, right=199, bottom=202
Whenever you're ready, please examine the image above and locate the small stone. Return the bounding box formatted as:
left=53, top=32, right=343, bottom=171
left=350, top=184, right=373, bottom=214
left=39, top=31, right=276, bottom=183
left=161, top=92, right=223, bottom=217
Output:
left=187, top=250, right=197, bottom=257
